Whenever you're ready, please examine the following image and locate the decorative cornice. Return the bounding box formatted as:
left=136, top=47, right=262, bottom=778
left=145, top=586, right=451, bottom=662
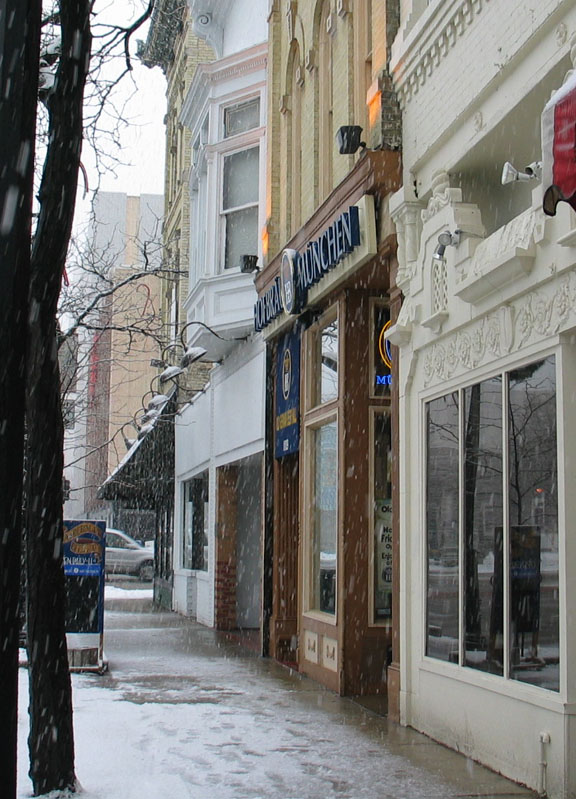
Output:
left=138, top=0, right=184, bottom=73
left=422, top=270, right=576, bottom=386
left=391, top=0, right=491, bottom=109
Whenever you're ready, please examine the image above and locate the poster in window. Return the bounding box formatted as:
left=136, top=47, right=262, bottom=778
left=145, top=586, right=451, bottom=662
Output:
left=374, top=498, right=393, bottom=619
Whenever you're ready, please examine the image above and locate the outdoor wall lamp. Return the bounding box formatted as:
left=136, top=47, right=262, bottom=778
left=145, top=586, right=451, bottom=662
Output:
left=501, top=160, right=542, bottom=184
left=433, top=230, right=461, bottom=261
left=180, top=346, right=209, bottom=368
left=336, top=125, right=366, bottom=155
left=240, top=254, right=259, bottom=273
left=159, top=364, right=185, bottom=383
left=178, top=320, right=247, bottom=365
left=433, top=229, right=483, bottom=261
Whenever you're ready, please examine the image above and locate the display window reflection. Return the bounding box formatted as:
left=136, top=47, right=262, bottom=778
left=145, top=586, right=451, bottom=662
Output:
left=306, top=309, right=339, bottom=409
left=424, top=357, right=559, bottom=692
left=309, top=420, right=338, bottom=615
left=182, top=471, right=209, bottom=571
left=373, top=411, right=392, bottom=623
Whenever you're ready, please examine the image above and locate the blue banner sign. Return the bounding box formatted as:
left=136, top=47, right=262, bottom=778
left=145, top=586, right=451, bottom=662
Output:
left=275, top=328, right=301, bottom=458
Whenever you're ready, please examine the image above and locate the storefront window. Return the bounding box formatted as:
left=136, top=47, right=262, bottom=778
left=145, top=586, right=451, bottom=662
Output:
left=310, top=420, right=338, bottom=614
left=425, top=357, right=559, bottom=692
left=373, top=411, right=392, bottom=622
left=426, top=393, right=460, bottom=662
left=463, top=378, right=503, bottom=675
left=182, top=471, right=209, bottom=571
left=508, top=357, right=558, bottom=690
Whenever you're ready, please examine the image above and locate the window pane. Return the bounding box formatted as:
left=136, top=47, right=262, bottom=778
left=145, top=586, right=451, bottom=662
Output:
left=508, top=356, right=558, bottom=691
left=311, top=421, right=337, bottom=614
left=319, top=318, right=338, bottom=404
left=463, top=378, right=503, bottom=675
left=374, top=412, right=392, bottom=621
left=426, top=393, right=459, bottom=662
left=224, top=98, right=260, bottom=137
left=182, top=472, right=209, bottom=571
left=223, top=147, right=259, bottom=210
left=224, top=205, right=258, bottom=270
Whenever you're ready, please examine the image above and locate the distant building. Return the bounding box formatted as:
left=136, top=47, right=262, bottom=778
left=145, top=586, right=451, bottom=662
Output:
left=65, top=191, right=163, bottom=541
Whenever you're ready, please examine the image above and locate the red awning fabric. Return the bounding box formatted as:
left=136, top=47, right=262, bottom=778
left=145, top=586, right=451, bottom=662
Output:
left=542, top=71, right=576, bottom=216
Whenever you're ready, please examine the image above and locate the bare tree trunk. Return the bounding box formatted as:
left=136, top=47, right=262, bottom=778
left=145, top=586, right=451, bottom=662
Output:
left=26, top=1, right=91, bottom=794
left=0, top=3, right=41, bottom=797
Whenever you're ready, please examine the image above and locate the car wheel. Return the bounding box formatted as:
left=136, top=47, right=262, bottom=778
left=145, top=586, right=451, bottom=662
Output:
left=138, top=561, right=154, bottom=581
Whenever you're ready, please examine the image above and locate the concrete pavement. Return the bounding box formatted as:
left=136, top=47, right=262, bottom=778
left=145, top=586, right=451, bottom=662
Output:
left=96, top=591, right=537, bottom=799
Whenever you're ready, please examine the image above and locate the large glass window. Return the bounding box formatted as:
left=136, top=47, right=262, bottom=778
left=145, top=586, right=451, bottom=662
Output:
left=463, top=378, right=503, bottom=675
left=425, top=357, right=559, bottom=692
left=426, top=393, right=460, bottom=662
left=222, top=146, right=259, bottom=270
left=373, top=411, right=392, bottom=622
left=508, top=358, right=558, bottom=690
left=306, top=312, right=339, bottom=408
left=310, top=421, right=338, bottom=614
left=182, top=471, right=208, bottom=571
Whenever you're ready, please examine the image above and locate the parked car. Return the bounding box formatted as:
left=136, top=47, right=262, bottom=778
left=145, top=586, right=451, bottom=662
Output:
left=105, top=529, right=154, bottom=581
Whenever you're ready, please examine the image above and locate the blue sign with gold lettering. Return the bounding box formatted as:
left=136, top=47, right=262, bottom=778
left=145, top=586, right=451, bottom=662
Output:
left=275, top=328, right=301, bottom=458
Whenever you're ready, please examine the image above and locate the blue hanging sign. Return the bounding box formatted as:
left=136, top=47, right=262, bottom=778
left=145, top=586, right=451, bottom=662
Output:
left=275, top=328, right=301, bottom=458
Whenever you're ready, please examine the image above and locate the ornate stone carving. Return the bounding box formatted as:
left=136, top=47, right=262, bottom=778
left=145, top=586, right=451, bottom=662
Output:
left=394, top=0, right=492, bottom=108
left=421, top=171, right=462, bottom=223
left=391, top=198, right=423, bottom=291
left=424, top=272, right=576, bottom=386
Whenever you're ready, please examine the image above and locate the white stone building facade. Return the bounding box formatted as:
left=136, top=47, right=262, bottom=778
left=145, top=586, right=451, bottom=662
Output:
left=388, top=2, right=576, bottom=796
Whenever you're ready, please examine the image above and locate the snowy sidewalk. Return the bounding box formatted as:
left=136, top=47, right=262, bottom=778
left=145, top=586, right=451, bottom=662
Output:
left=18, top=587, right=536, bottom=799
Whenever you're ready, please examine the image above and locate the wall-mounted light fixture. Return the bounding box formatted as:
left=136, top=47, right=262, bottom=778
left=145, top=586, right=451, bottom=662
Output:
left=240, top=254, right=259, bottom=273
left=433, top=230, right=461, bottom=261
left=433, top=229, right=484, bottom=261
left=501, top=160, right=542, bottom=185
left=181, top=346, right=209, bottom=368
left=159, top=364, right=185, bottom=383
left=336, top=125, right=366, bottom=155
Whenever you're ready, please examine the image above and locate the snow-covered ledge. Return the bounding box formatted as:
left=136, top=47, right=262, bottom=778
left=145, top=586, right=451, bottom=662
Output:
left=454, top=207, right=538, bottom=304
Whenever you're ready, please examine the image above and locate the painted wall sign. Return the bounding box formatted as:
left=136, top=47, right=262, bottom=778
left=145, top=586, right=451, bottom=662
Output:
left=255, top=204, right=361, bottom=332
left=275, top=327, right=301, bottom=458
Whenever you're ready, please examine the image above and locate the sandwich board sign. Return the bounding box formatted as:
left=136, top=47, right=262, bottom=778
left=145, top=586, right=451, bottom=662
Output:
left=63, top=520, right=106, bottom=672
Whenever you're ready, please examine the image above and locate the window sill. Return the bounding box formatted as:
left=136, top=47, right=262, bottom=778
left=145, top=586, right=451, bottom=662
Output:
left=419, top=655, right=564, bottom=712
left=303, top=610, right=338, bottom=627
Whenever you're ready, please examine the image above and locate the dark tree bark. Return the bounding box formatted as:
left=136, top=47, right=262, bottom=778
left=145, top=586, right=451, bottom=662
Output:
left=0, top=3, right=41, bottom=798
left=25, top=1, right=92, bottom=794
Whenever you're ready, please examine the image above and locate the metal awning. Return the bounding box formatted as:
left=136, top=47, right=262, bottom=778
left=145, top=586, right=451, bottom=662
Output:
left=98, top=392, right=176, bottom=507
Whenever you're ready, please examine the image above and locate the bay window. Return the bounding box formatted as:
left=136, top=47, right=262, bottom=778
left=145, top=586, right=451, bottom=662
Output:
left=222, top=146, right=259, bottom=270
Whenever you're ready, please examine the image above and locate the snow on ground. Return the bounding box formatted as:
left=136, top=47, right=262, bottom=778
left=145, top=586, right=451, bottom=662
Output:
left=104, top=585, right=153, bottom=599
